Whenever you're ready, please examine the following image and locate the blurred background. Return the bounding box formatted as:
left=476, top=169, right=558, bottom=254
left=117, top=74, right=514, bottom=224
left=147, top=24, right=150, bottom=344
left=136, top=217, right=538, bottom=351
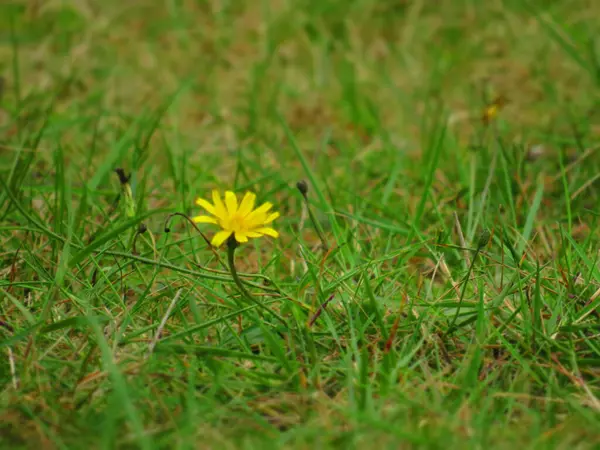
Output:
left=2, top=0, right=598, bottom=193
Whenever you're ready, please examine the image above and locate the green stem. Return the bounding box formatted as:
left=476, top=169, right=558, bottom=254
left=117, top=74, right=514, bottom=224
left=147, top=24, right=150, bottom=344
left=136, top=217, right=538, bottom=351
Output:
left=226, top=237, right=287, bottom=327
left=446, top=229, right=490, bottom=335
left=305, top=203, right=328, bottom=251
left=296, top=180, right=328, bottom=250
left=446, top=248, right=481, bottom=335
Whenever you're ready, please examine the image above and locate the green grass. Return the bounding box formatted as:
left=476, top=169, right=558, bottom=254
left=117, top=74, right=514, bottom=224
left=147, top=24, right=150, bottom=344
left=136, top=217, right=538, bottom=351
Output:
left=1, top=0, right=600, bottom=448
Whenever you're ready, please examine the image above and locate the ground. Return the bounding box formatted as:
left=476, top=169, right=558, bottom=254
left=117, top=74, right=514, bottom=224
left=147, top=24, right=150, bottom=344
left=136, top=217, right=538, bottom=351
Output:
left=1, top=0, right=600, bottom=448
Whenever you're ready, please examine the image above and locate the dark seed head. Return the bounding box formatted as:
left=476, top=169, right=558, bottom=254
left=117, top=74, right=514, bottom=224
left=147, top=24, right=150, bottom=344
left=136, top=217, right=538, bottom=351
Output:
left=114, top=168, right=130, bottom=185
left=296, top=180, right=309, bottom=196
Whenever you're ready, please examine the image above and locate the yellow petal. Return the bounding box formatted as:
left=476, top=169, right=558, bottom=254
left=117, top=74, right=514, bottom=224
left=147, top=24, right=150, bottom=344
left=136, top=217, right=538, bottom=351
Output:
left=264, top=211, right=280, bottom=224
left=195, top=197, right=217, bottom=216
left=254, top=227, right=279, bottom=238
left=192, top=215, right=217, bottom=224
left=234, top=232, right=249, bottom=243
left=238, top=192, right=256, bottom=217
left=253, top=201, right=273, bottom=215
left=225, top=191, right=238, bottom=215
left=245, top=202, right=273, bottom=227
left=246, top=231, right=263, bottom=238
left=211, top=230, right=232, bottom=247
left=212, top=190, right=227, bottom=220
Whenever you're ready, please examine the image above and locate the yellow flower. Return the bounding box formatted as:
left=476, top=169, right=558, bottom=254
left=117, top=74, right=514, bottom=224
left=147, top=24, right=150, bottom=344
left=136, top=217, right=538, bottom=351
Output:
left=481, top=95, right=507, bottom=125
left=193, top=190, right=280, bottom=247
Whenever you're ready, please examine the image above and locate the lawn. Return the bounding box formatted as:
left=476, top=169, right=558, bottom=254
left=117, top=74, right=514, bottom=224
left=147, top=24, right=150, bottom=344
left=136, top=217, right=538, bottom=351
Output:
left=1, top=0, right=600, bottom=448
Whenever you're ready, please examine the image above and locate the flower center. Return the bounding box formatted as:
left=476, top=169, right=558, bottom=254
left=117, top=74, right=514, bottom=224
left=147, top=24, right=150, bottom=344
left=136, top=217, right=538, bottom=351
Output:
left=224, top=214, right=247, bottom=233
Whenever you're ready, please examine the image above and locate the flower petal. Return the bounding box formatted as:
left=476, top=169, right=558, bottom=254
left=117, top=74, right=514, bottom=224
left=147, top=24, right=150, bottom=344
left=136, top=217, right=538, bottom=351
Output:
left=196, top=197, right=217, bottom=216
left=238, top=192, right=256, bottom=217
left=212, top=190, right=227, bottom=220
left=192, top=215, right=217, bottom=224
left=211, top=230, right=232, bottom=247
left=264, top=212, right=280, bottom=224
left=253, top=201, right=273, bottom=215
left=246, top=231, right=263, bottom=238
left=225, top=191, right=238, bottom=215
left=234, top=232, right=249, bottom=243
left=254, top=227, right=279, bottom=238
left=245, top=202, right=273, bottom=227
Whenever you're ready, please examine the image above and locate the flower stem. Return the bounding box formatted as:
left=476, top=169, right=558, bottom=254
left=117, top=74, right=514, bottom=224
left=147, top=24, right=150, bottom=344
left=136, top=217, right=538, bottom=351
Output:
left=226, top=236, right=287, bottom=327
left=296, top=180, right=328, bottom=251
left=306, top=205, right=328, bottom=251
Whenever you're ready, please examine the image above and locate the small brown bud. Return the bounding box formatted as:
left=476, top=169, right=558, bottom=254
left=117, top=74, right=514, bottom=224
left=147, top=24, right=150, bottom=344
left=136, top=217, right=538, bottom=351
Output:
left=296, top=180, right=309, bottom=197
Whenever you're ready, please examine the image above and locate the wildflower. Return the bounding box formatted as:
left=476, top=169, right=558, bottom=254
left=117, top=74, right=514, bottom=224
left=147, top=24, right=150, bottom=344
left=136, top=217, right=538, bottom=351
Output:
left=192, top=190, right=287, bottom=326
left=481, top=95, right=507, bottom=125
left=193, top=190, right=280, bottom=247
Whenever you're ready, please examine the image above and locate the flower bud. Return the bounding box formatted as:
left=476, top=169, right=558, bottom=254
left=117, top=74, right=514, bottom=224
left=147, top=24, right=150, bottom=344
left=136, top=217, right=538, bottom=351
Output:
left=296, top=180, right=309, bottom=196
